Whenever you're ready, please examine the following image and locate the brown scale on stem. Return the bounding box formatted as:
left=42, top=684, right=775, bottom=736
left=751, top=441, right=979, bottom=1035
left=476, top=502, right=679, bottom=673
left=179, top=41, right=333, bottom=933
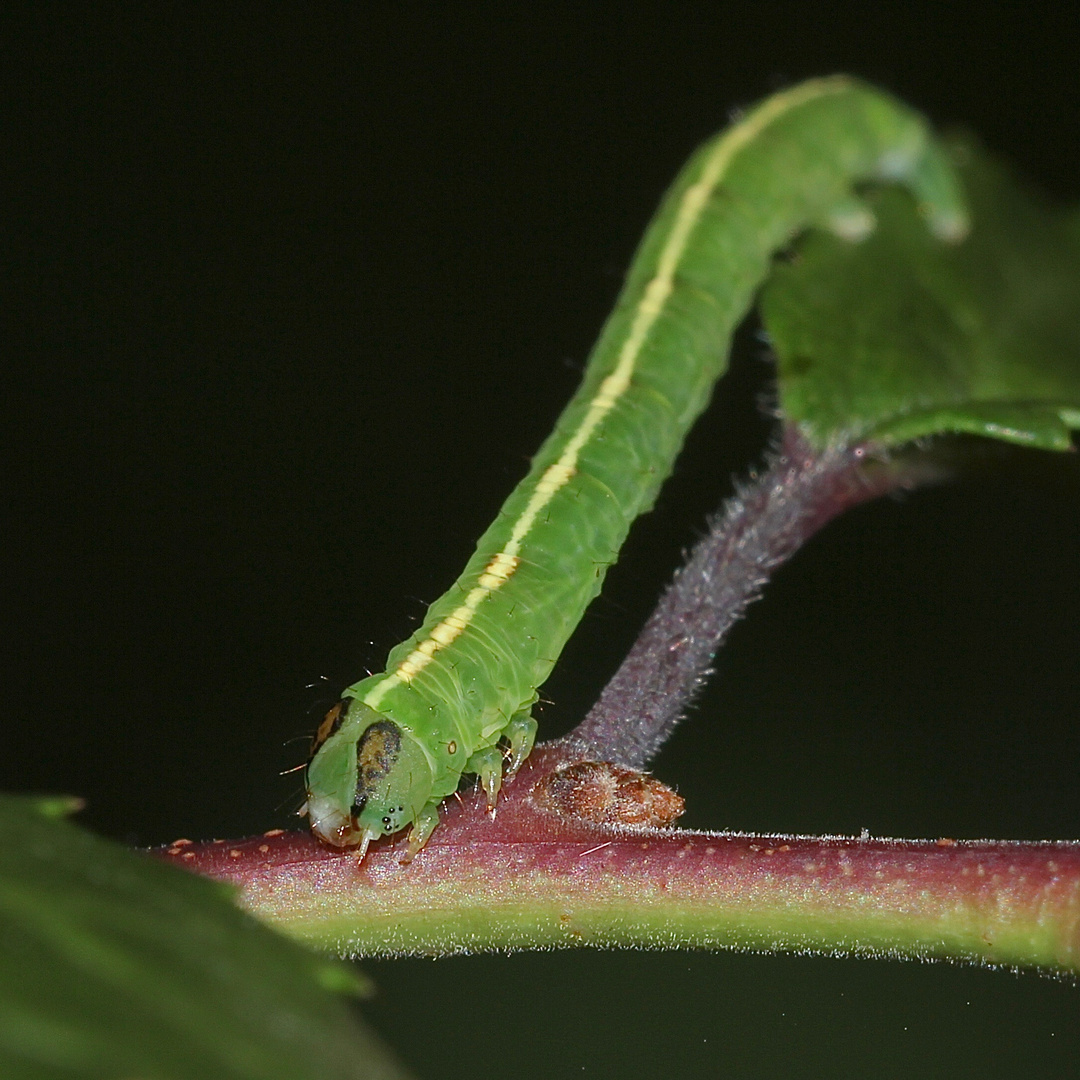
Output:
left=532, top=761, right=685, bottom=828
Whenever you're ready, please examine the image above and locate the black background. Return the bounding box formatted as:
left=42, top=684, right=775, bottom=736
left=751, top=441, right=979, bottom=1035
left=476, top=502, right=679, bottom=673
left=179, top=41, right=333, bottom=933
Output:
left=8, top=4, right=1080, bottom=1077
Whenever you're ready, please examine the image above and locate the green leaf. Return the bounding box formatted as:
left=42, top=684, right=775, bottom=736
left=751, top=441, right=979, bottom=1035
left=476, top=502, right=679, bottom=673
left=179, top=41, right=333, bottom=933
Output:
left=0, top=795, right=412, bottom=1080
left=762, top=139, right=1080, bottom=450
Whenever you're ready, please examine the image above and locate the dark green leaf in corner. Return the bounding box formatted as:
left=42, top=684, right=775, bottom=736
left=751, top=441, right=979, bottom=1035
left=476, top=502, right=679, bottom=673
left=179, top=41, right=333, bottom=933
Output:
left=762, top=139, right=1080, bottom=450
left=0, top=795, right=412, bottom=1080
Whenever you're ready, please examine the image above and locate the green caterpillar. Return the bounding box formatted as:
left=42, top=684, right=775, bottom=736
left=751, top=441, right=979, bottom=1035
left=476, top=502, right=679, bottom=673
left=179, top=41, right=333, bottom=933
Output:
left=304, top=76, right=967, bottom=861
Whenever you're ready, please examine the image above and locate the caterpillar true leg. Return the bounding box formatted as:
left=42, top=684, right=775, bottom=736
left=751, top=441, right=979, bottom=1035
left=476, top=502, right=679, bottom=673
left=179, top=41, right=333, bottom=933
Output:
left=504, top=714, right=538, bottom=777
left=465, top=746, right=505, bottom=810
left=400, top=805, right=440, bottom=865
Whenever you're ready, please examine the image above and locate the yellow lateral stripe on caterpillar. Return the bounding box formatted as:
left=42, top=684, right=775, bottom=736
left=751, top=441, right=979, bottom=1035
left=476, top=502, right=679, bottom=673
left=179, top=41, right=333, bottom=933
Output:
left=363, top=77, right=851, bottom=710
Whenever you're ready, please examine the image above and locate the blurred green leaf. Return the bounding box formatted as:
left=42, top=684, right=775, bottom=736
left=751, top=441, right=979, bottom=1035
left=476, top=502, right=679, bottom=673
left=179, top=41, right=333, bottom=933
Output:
left=762, top=140, right=1080, bottom=449
left=0, top=794, right=412, bottom=1080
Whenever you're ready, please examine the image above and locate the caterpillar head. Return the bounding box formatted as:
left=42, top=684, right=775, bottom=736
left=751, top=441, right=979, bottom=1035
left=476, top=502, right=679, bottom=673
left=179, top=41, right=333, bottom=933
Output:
left=305, top=699, right=434, bottom=857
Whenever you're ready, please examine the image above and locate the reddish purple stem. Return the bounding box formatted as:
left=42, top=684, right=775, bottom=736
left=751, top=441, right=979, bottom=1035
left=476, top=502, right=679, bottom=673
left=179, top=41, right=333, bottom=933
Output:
left=558, top=427, right=916, bottom=767
left=166, top=749, right=1080, bottom=969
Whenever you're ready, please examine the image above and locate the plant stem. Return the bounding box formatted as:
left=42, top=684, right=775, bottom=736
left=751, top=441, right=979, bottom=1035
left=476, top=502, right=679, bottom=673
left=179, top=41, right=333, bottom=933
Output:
left=164, top=768, right=1080, bottom=973
left=558, top=427, right=926, bottom=767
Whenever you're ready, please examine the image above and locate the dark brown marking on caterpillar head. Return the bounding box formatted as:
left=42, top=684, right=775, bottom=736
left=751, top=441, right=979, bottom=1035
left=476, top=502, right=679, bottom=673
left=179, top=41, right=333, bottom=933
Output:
left=352, top=720, right=403, bottom=816
left=311, top=700, right=346, bottom=755
left=533, top=761, right=684, bottom=828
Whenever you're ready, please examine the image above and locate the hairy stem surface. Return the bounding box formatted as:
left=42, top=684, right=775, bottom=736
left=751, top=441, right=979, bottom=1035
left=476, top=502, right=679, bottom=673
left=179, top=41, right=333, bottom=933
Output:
left=165, top=761, right=1080, bottom=974
left=559, top=428, right=924, bottom=766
